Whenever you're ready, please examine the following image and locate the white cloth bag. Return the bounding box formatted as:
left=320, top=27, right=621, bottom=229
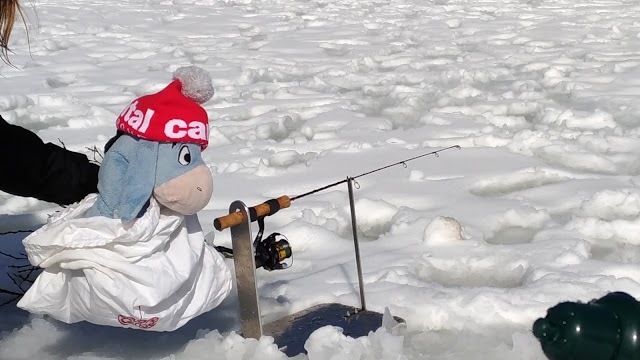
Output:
left=17, top=194, right=232, bottom=331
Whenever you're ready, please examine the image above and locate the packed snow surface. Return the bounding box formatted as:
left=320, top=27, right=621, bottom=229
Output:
left=3, top=0, right=640, bottom=359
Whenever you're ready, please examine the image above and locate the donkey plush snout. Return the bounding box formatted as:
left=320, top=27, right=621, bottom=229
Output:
left=153, top=164, right=213, bottom=215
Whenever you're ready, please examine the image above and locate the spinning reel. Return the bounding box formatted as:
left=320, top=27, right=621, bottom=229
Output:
left=253, top=218, right=292, bottom=271
left=216, top=217, right=292, bottom=271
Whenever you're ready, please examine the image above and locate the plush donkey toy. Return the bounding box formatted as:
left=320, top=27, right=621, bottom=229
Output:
left=18, top=66, right=232, bottom=331
left=86, top=65, right=214, bottom=221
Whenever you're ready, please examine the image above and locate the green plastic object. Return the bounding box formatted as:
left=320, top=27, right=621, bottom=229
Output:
left=533, top=291, right=640, bottom=360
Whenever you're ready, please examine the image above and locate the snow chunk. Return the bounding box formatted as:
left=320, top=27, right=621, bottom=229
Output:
left=446, top=19, right=462, bottom=29
left=578, top=189, right=640, bottom=221
left=0, top=319, right=64, bottom=360
left=353, top=198, right=399, bottom=238
left=408, top=170, right=425, bottom=181
left=208, top=126, right=232, bottom=147
left=304, top=325, right=406, bottom=360
left=171, top=330, right=287, bottom=360
left=423, top=216, right=469, bottom=246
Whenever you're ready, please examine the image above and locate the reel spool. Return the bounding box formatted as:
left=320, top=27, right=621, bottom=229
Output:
left=253, top=217, right=292, bottom=271
left=215, top=217, right=293, bottom=271
left=254, top=232, right=292, bottom=271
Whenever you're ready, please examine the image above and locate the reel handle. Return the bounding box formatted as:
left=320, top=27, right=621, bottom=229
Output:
left=214, top=195, right=291, bottom=231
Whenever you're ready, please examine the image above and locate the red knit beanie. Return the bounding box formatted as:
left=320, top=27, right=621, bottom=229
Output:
left=116, top=66, right=215, bottom=149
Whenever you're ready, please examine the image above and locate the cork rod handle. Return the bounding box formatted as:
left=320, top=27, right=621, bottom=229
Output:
left=214, top=195, right=291, bottom=231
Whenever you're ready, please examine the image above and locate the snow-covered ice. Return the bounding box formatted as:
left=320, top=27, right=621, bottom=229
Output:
left=2, top=0, right=640, bottom=359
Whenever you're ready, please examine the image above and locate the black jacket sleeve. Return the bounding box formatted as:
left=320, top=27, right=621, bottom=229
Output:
left=0, top=116, right=99, bottom=205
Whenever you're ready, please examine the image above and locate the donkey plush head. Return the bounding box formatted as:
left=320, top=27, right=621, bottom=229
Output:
left=87, top=66, right=215, bottom=222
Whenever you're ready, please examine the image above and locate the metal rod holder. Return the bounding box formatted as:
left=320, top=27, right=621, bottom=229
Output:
left=347, top=177, right=367, bottom=311
left=229, top=200, right=262, bottom=339
left=227, top=179, right=368, bottom=338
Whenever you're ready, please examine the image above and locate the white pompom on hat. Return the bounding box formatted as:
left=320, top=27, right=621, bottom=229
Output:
left=172, top=65, right=215, bottom=104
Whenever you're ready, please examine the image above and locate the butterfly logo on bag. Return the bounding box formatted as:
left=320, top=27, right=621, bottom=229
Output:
left=118, top=314, right=159, bottom=329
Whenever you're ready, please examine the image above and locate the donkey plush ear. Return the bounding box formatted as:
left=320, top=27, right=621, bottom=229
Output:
left=116, top=139, right=159, bottom=221
left=88, top=134, right=158, bottom=222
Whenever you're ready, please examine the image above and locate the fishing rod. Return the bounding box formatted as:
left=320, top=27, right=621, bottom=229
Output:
left=213, top=145, right=461, bottom=231
left=215, top=143, right=461, bottom=325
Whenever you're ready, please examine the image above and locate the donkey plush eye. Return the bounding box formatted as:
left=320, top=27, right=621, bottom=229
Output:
left=178, top=146, right=191, bottom=166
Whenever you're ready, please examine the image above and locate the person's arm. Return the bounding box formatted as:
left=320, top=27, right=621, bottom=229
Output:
left=0, top=116, right=99, bottom=205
